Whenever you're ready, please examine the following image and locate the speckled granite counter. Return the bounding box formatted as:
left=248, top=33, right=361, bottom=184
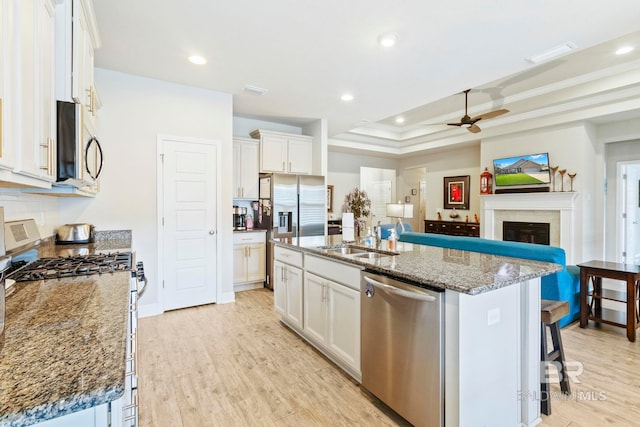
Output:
left=273, top=235, right=562, bottom=295
left=0, top=234, right=132, bottom=427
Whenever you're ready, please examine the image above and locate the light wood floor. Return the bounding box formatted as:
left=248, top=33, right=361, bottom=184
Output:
left=138, top=288, right=640, bottom=426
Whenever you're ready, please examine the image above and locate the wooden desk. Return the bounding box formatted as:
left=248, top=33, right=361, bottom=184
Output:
left=578, top=260, right=640, bottom=342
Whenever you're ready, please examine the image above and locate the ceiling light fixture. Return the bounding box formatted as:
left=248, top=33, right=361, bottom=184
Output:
left=525, top=42, right=577, bottom=64
left=243, top=85, right=268, bottom=95
left=395, top=117, right=405, bottom=124
left=188, top=55, right=207, bottom=65
left=378, top=32, right=398, bottom=48
left=615, top=46, right=634, bottom=55
left=341, top=93, right=354, bottom=102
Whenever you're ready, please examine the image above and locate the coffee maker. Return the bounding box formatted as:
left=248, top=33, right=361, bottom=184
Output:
left=233, top=206, right=247, bottom=231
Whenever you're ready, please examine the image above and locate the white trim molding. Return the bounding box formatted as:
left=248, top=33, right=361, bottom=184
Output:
left=481, top=192, right=578, bottom=264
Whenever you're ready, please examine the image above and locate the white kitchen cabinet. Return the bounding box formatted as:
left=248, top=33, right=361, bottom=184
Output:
left=273, top=245, right=304, bottom=329
left=252, top=129, right=312, bottom=175
left=0, top=0, right=19, bottom=171
left=232, top=137, right=259, bottom=199
left=233, top=231, right=266, bottom=291
left=18, top=0, right=56, bottom=182
left=303, top=269, right=360, bottom=376
left=55, top=0, right=100, bottom=109
left=273, top=259, right=303, bottom=328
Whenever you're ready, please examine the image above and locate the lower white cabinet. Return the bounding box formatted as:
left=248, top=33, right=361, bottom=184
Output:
left=304, top=271, right=361, bottom=375
left=272, top=246, right=362, bottom=380
left=233, top=232, right=266, bottom=291
left=273, top=259, right=303, bottom=329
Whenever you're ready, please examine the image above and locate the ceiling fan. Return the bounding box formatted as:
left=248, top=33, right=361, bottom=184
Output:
left=445, top=89, right=509, bottom=133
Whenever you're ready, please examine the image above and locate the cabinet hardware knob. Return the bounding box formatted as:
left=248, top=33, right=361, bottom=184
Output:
left=209, top=230, right=215, bottom=235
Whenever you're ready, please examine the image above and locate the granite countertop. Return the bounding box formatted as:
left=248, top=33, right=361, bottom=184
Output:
left=274, top=235, right=562, bottom=295
left=0, top=234, right=133, bottom=426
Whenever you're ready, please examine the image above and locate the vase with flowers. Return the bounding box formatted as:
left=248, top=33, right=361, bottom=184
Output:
left=343, top=187, right=371, bottom=236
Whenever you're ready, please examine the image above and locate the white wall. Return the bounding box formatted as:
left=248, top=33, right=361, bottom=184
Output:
left=481, top=123, right=597, bottom=263
left=64, top=68, right=234, bottom=315
left=400, top=145, right=481, bottom=222
left=326, top=150, right=399, bottom=220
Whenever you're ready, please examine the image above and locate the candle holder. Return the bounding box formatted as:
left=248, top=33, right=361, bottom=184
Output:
left=549, top=166, right=559, bottom=192
left=558, top=169, right=567, bottom=192
left=568, top=172, right=577, bottom=192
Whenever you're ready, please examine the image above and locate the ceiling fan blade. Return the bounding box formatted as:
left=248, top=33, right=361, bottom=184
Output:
left=467, top=124, right=481, bottom=133
left=447, top=122, right=463, bottom=127
left=471, top=108, right=509, bottom=121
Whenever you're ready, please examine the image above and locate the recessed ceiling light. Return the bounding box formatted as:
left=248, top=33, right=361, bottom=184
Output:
left=395, top=117, right=405, bottom=124
left=615, top=46, right=634, bottom=55
left=188, top=55, right=207, bottom=65
left=341, top=93, right=354, bottom=102
left=378, top=32, right=398, bottom=48
left=525, top=42, right=577, bottom=64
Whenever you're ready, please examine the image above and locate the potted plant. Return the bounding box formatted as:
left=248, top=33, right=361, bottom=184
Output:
left=343, top=187, right=371, bottom=235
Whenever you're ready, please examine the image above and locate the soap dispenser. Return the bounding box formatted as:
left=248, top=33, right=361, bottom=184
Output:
left=388, top=228, right=397, bottom=250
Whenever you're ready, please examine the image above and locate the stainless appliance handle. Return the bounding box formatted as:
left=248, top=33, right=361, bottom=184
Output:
left=137, top=276, right=148, bottom=298
left=363, top=276, right=436, bottom=302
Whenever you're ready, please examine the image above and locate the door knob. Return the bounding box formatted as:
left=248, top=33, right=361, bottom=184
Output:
left=209, top=230, right=215, bottom=235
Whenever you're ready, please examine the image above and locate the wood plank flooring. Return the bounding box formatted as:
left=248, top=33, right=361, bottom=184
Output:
left=138, top=288, right=639, bottom=426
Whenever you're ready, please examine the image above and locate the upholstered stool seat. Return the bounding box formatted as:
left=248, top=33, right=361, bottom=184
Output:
left=540, top=299, right=571, bottom=416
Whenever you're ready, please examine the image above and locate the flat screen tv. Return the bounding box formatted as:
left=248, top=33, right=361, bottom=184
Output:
left=493, top=153, right=551, bottom=187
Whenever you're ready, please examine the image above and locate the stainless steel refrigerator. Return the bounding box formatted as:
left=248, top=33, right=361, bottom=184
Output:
left=255, top=173, right=325, bottom=288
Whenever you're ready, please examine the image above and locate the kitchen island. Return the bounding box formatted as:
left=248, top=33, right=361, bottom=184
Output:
left=272, top=235, right=561, bottom=427
left=0, top=236, right=133, bottom=427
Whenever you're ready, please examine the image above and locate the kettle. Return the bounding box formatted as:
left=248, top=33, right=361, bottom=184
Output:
left=56, top=223, right=96, bottom=244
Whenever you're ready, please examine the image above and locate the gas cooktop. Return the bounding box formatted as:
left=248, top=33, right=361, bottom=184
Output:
left=7, top=253, right=132, bottom=282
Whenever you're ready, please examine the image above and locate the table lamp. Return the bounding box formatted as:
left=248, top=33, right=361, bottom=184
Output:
left=386, top=201, right=413, bottom=235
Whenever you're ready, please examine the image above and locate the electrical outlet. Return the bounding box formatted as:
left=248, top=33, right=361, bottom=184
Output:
left=487, top=308, right=500, bottom=326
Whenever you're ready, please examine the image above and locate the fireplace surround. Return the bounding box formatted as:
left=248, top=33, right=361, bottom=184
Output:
left=481, top=192, right=578, bottom=264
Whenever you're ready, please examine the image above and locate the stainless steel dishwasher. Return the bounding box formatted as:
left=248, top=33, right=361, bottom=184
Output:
left=361, top=271, right=444, bottom=427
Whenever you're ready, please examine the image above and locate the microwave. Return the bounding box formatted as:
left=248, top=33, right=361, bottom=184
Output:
left=56, top=101, right=103, bottom=186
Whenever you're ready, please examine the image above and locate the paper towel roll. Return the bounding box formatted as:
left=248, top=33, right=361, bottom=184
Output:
left=342, top=213, right=355, bottom=241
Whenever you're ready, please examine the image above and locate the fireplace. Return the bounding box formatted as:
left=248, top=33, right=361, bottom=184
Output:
left=481, top=192, right=578, bottom=264
left=503, top=221, right=550, bottom=245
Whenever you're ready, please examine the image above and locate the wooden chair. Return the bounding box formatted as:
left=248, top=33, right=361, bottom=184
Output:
left=540, top=299, right=571, bottom=415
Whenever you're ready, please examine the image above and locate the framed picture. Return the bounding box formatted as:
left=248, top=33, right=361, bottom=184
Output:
left=327, top=185, right=334, bottom=212
left=443, top=175, right=470, bottom=210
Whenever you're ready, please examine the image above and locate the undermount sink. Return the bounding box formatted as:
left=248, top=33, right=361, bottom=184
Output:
left=326, top=247, right=369, bottom=255
left=349, top=252, right=390, bottom=260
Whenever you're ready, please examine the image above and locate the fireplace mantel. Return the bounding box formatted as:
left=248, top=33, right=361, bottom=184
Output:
left=481, top=192, right=578, bottom=263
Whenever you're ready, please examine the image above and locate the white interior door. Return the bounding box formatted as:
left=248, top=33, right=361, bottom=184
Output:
left=619, top=162, right=640, bottom=264
left=162, top=137, right=218, bottom=310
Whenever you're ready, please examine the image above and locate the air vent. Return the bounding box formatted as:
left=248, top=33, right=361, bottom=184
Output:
left=243, top=85, right=268, bottom=95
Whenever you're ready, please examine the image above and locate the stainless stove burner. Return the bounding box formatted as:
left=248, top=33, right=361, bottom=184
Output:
left=7, top=253, right=132, bottom=282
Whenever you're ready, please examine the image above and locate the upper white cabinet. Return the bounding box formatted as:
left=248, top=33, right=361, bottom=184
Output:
left=0, top=0, right=19, bottom=171
left=233, top=137, right=259, bottom=199
left=55, top=0, right=101, bottom=115
left=251, top=129, right=312, bottom=175
left=19, top=0, right=57, bottom=181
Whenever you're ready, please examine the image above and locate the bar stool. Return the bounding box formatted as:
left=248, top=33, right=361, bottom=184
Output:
left=540, top=299, right=571, bottom=416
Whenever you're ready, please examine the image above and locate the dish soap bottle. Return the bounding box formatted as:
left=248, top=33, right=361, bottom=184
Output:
left=388, top=229, right=397, bottom=251
left=364, top=226, right=373, bottom=248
